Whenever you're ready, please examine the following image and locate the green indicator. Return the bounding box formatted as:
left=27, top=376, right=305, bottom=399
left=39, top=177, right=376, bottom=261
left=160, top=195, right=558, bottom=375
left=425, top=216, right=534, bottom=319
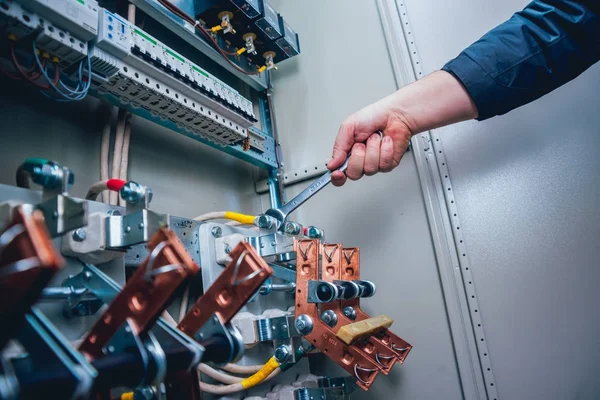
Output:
left=76, top=0, right=84, bottom=4
left=165, top=48, right=185, bottom=63
left=192, top=65, right=209, bottom=78
left=134, top=29, right=157, bottom=45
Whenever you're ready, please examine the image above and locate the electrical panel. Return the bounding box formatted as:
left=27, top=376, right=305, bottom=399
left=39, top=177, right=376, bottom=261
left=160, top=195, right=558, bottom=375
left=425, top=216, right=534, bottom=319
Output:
left=194, top=0, right=300, bottom=65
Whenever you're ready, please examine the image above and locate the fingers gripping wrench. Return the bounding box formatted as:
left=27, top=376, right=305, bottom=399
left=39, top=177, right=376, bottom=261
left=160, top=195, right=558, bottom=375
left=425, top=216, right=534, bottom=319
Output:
left=264, top=131, right=383, bottom=230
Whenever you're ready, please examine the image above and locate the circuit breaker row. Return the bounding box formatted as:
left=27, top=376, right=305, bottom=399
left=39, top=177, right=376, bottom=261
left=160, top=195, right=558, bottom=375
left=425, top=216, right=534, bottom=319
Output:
left=0, top=0, right=257, bottom=146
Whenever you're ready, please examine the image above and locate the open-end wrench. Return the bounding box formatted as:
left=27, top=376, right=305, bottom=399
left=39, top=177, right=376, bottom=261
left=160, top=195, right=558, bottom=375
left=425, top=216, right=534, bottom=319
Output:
left=263, top=131, right=383, bottom=230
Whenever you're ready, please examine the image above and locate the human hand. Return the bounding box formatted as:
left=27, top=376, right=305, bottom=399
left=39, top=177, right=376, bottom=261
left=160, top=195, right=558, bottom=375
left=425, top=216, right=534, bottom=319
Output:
left=327, top=98, right=413, bottom=186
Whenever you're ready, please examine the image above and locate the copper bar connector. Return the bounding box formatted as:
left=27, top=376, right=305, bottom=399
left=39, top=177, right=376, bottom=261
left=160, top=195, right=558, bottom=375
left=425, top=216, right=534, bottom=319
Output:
left=341, top=247, right=412, bottom=363
left=178, top=242, right=272, bottom=335
left=0, top=208, right=64, bottom=348
left=294, top=239, right=380, bottom=391
left=320, top=244, right=398, bottom=374
left=79, top=228, right=199, bottom=360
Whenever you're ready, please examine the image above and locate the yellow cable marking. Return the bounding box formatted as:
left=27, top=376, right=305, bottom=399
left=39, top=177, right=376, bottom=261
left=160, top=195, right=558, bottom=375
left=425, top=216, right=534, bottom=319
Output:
left=224, top=211, right=257, bottom=225
left=240, top=357, right=280, bottom=389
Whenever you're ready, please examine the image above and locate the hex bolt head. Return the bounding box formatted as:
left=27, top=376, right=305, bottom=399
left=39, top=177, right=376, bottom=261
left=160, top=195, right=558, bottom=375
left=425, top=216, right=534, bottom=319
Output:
left=72, top=228, right=86, bottom=242
left=256, top=215, right=274, bottom=229
left=274, top=345, right=291, bottom=364
left=284, top=221, right=301, bottom=235
left=211, top=226, right=222, bottom=238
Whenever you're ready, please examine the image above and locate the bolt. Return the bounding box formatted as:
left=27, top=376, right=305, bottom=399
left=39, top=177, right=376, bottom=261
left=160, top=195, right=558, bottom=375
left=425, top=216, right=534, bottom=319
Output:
left=107, top=209, right=121, bottom=216
left=320, top=310, right=338, bottom=328
left=83, top=271, right=92, bottom=281
left=107, top=345, right=115, bottom=354
left=274, top=345, right=291, bottom=363
left=306, top=226, right=324, bottom=239
left=342, top=306, right=357, bottom=320
left=138, top=222, right=144, bottom=229
left=52, top=210, right=58, bottom=219
left=124, top=226, right=131, bottom=233
left=76, top=303, right=87, bottom=316
left=284, top=221, right=302, bottom=235
left=72, top=228, right=86, bottom=242
left=270, top=240, right=276, bottom=247
left=211, top=226, right=222, bottom=238
left=225, top=244, right=232, bottom=254
left=294, top=314, right=313, bottom=335
left=256, top=215, right=274, bottom=229
left=120, top=181, right=144, bottom=204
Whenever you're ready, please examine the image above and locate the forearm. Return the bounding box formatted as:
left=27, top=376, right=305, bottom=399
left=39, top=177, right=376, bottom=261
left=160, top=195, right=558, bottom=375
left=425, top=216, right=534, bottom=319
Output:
left=378, top=70, right=478, bottom=135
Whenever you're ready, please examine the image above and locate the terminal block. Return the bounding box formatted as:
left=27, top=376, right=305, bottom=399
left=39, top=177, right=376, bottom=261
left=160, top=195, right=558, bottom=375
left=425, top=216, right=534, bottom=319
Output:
left=318, top=243, right=399, bottom=374
left=293, top=239, right=380, bottom=390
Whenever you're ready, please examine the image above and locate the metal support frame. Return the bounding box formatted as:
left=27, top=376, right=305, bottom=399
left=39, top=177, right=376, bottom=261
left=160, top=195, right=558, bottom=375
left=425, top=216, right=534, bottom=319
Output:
left=375, top=1, right=497, bottom=399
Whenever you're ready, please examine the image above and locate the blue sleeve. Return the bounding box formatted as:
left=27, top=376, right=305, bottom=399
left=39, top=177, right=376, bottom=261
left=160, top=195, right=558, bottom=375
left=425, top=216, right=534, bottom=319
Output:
left=442, top=0, right=600, bottom=121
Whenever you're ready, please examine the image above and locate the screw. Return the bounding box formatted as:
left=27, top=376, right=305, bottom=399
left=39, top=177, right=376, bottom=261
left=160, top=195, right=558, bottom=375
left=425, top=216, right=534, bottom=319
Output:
left=320, top=310, right=338, bottom=328
left=256, top=215, right=273, bottom=229
left=274, top=345, right=291, bottom=363
left=76, top=303, right=87, bottom=316
left=284, top=221, right=301, bottom=235
left=138, top=222, right=144, bottom=229
left=124, top=226, right=131, bottom=233
left=120, top=181, right=144, bottom=204
left=72, top=228, right=86, bottom=242
left=225, top=244, right=231, bottom=254
left=343, top=306, right=357, bottom=320
left=211, top=226, right=222, bottom=238
left=107, top=345, right=115, bottom=354
left=270, top=240, right=276, bottom=247
left=294, top=314, right=313, bottom=335
left=52, top=210, right=58, bottom=219
left=306, top=226, right=324, bottom=239
left=107, top=209, right=121, bottom=216
left=83, top=271, right=92, bottom=281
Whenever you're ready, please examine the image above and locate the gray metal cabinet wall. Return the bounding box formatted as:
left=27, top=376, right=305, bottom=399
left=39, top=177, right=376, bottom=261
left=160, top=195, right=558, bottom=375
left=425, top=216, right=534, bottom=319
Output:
left=404, top=0, right=600, bottom=399
left=269, top=0, right=465, bottom=399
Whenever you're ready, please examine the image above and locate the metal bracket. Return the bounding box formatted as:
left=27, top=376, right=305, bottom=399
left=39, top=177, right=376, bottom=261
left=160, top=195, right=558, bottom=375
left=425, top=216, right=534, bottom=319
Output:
left=36, top=194, right=87, bottom=238
left=246, top=232, right=295, bottom=257
left=248, top=126, right=266, bottom=153
left=105, top=209, right=168, bottom=249
left=255, top=161, right=329, bottom=194
left=232, top=314, right=299, bottom=345
left=11, top=307, right=96, bottom=399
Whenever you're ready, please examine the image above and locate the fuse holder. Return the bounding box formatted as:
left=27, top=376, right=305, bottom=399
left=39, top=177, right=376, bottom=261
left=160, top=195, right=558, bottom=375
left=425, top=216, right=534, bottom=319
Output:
left=337, top=315, right=394, bottom=345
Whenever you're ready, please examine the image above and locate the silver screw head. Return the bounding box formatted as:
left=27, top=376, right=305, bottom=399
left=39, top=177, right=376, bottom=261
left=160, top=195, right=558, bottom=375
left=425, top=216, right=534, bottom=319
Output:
left=342, top=306, right=357, bottom=320
left=72, top=228, right=86, bottom=242
left=294, top=314, right=314, bottom=335
left=211, top=226, right=222, bottom=237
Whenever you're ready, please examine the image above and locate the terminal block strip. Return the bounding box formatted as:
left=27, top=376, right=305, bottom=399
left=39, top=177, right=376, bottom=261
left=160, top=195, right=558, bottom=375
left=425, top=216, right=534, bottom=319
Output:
left=341, top=248, right=412, bottom=363
left=78, top=228, right=199, bottom=360
left=294, top=239, right=380, bottom=391
left=319, top=243, right=398, bottom=374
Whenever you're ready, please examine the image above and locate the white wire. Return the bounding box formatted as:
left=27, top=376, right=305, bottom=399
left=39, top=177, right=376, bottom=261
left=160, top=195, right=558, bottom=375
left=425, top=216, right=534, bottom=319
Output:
left=118, top=113, right=132, bottom=207
left=111, top=110, right=126, bottom=205
left=197, top=364, right=244, bottom=384
left=221, top=363, right=263, bottom=375
left=199, top=368, right=281, bottom=395
left=100, top=109, right=112, bottom=203
left=193, top=211, right=226, bottom=221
